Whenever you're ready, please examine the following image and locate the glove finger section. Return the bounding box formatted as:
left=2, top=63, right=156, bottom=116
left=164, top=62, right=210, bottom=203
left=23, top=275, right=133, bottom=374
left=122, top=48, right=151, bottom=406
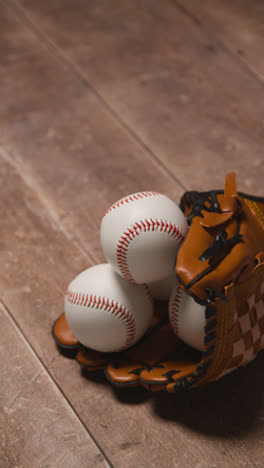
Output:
left=76, top=347, right=108, bottom=370
left=104, top=321, right=182, bottom=387
left=139, top=352, right=201, bottom=387
left=52, top=313, right=80, bottom=354
left=105, top=361, right=143, bottom=387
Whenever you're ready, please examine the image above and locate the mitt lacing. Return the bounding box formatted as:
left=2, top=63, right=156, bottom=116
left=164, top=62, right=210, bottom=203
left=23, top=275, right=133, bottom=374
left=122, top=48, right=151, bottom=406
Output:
left=199, top=229, right=243, bottom=262
left=187, top=191, right=220, bottom=225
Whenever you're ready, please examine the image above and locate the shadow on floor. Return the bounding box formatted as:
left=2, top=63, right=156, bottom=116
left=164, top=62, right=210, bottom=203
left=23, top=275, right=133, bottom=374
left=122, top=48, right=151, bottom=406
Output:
left=112, top=352, right=264, bottom=437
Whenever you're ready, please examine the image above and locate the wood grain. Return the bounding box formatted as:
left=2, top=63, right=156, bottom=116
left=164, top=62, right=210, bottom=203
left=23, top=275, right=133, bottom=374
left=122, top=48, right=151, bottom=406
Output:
left=176, top=0, right=264, bottom=82
left=0, top=0, right=184, bottom=265
left=1, top=0, right=264, bottom=466
left=0, top=301, right=111, bottom=468
left=9, top=0, right=264, bottom=193
left=1, top=102, right=264, bottom=468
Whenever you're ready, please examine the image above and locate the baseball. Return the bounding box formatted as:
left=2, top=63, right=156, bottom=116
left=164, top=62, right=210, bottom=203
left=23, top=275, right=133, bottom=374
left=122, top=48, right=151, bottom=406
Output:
left=64, top=263, right=154, bottom=353
left=147, top=273, right=178, bottom=301
left=100, top=191, right=188, bottom=284
left=168, top=285, right=206, bottom=351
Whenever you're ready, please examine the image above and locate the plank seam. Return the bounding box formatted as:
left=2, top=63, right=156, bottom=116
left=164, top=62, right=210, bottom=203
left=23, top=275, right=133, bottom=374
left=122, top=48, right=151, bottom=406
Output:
left=0, top=145, right=98, bottom=265
left=169, top=0, right=264, bottom=85
left=5, top=0, right=187, bottom=192
left=0, top=298, right=115, bottom=468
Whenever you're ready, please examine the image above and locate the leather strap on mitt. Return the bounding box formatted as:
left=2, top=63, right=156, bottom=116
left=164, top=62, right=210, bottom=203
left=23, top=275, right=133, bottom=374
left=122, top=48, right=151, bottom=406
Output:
left=52, top=173, right=264, bottom=391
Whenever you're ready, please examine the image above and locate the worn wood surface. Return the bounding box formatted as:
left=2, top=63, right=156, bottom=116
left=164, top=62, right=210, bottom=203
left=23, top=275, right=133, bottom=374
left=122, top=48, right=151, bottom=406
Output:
left=0, top=0, right=264, bottom=466
left=8, top=0, right=264, bottom=193
left=0, top=301, right=110, bottom=468
left=178, top=0, right=264, bottom=82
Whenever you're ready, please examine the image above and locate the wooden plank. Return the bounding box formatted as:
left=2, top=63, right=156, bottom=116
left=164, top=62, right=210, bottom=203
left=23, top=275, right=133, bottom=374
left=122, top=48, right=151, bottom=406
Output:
left=0, top=0, right=43, bottom=67
left=175, top=0, right=264, bottom=82
left=0, top=301, right=111, bottom=468
left=1, top=2, right=264, bottom=467
left=0, top=0, right=184, bottom=263
left=9, top=0, right=264, bottom=194
left=1, top=120, right=263, bottom=468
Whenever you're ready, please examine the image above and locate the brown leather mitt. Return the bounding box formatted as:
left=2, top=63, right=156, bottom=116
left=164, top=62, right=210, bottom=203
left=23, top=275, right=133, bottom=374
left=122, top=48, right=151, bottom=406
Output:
left=52, top=173, right=264, bottom=391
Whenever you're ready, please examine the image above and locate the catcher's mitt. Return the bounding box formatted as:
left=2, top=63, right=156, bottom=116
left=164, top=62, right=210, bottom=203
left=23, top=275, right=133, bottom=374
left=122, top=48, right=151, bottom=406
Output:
left=52, top=173, right=264, bottom=392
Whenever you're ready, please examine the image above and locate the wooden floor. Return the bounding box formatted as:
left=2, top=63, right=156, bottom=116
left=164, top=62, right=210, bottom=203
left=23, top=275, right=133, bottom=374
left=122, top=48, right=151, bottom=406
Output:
left=1, top=0, right=264, bottom=466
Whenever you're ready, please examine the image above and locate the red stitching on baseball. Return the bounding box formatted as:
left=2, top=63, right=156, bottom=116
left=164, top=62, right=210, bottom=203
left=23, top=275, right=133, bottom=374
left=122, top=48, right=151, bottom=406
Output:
left=104, top=192, right=161, bottom=217
left=116, top=218, right=185, bottom=283
left=169, top=286, right=183, bottom=336
left=65, top=288, right=137, bottom=350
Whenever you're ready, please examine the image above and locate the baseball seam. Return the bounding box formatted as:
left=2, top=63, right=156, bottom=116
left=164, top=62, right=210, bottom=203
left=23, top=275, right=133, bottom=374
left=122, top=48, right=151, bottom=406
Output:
left=116, top=219, right=186, bottom=283
left=65, top=288, right=136, bottom=350
left=104, top=191, right=160, bottom=217
left=143, top=284, right=154, bottom=303
left=169, top=286, right=183, bottom=336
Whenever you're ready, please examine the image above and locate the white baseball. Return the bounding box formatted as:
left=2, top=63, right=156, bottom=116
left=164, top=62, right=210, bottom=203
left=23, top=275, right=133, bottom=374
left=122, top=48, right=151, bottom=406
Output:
left=168, top=285, right=206, bottom=351
left=100, top=191, right=188, bottom=284
left=147, top=273, right=178, bottom=301
left=64, top=263, right=154, bottom=353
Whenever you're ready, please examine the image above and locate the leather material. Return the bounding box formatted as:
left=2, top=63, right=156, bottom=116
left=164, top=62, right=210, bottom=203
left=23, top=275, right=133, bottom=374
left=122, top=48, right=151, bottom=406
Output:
left=175, top=173, right=264, bottom=305
left=52, top=312, right=79, bottom=348
left=52, top=173, right=264, bottom=391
